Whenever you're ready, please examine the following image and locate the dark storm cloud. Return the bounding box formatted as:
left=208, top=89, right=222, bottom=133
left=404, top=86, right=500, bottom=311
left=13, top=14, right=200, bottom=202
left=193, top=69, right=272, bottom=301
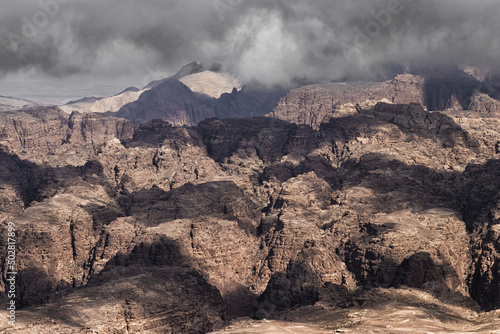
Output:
left=1, top=0, right=500, bottom=86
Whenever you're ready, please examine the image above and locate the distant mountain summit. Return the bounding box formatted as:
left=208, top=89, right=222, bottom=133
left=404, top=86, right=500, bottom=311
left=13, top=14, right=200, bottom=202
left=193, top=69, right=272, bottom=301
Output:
left=111, top=79, right=216, bottom=126
left=60, top=89, right=145, bottom=114
left=179, top=71, right=242, bottom=99
left=0, top=95, right=36, bottom=111
left=143, top=61, right=221, bottom=90
left=115, top=87, right=141, bottom=95
left=66, top=96, right=103, bottom=105
left=61, top=61, right=243, bottom=117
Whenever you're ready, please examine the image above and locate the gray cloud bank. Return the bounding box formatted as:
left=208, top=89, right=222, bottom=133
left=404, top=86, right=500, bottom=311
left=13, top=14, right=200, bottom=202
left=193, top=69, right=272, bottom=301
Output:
left=1, top=0, right=500, bottom=90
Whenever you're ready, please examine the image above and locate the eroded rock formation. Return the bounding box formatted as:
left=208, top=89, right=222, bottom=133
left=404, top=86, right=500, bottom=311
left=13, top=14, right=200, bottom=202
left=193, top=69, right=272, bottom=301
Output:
left=0, top=101, right=500, bottom=332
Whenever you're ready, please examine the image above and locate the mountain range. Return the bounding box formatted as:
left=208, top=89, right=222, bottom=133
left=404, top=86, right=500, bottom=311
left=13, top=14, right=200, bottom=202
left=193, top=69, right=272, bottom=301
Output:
left=1, top=63, right=500, bottom=333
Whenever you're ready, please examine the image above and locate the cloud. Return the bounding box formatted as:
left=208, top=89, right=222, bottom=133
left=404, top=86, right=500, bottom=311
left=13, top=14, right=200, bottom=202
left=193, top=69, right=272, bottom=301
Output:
left=1, top=0, right=500, bottom=91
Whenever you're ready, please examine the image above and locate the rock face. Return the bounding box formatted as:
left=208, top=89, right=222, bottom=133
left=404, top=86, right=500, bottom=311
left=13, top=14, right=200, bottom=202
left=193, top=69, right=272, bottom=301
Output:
left=215, top=86, right=288, bottom=120
left=269, top=68, right=500, bottom=129
left=422, top=68, right=483, bottom=111
left=269, top=75, right=427, bottom=129
left=468, top=92, right=500, bottom=115
left=0, top=101, right=500, bottom=332
left=0, top=107, right=134, bottom=165
left=464, top=161, right=500, bottom=311
left=179, top=71, right=242, bottom=99
left=3, top=266, right=226, bottom=334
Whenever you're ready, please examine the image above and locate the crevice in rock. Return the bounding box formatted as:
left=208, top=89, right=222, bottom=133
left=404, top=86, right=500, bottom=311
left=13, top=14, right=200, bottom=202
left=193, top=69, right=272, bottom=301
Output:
left=101, top=232, right=110, bottom=260
left=69, top=216, right=77, bottom=262
left=123, top=300, right=132, bottom=333
left=85, top=243, right=98, bottom=282
left=152, top=148, right=160, bottom=171
left=190, top=224, right=195, bottom=249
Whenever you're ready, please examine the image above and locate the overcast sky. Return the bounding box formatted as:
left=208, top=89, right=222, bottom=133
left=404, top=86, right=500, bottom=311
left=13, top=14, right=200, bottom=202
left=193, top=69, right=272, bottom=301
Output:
left=1, top=0, right=499, bottom=104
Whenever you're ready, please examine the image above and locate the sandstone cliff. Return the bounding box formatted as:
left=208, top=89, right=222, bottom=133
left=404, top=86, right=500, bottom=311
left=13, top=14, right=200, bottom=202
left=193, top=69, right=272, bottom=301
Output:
left=269, top=68, right=500, bottom=130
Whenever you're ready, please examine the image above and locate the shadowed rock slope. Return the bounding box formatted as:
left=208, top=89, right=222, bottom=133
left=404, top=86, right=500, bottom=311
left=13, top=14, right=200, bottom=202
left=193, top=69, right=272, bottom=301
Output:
left=110, top=79, right=286, bottom=127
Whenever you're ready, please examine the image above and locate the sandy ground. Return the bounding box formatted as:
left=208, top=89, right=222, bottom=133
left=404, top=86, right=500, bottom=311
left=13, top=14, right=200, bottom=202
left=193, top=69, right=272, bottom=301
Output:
left=210, top=288, right=500, bottom=334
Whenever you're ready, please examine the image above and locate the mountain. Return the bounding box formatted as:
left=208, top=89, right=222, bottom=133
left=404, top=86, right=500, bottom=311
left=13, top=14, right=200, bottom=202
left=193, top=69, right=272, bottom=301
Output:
left=60, top=89, right=145, bottom=114
left=143, top=60, right=206, bottom=90
left=59, top=62, right=243, bottom=117
left=110, top=79, right=216, bottom=125
left=142, top=61, right=225, bottom=90
left=65, top=96, right=103, bottom=105
left=95, top=65, right=500, bottom=130
left=179, top=71, right=242, bottom=99
left=215, top=85, right=289, bottom=119
left=0, top=95, right=36, bottom=111
left=269, top=67, right=500, bottom=129
left=1, top=101, right=500, bottom=332
left=111, top=78, right=287, bottom=126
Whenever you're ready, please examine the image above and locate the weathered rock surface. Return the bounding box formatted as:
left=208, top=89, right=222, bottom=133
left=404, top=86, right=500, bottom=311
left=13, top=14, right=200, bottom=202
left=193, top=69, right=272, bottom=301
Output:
left=179, top=71, right=242, bottom=99
left=215, top=86, right=288, bottom=120
left=269, top=75, right=426, bottom=129
left=469, top=92, right=500, bottom=115
left=0, top=101, right=500, bottom=332
left=1, top=266, right=226, bottom=334
left=211, top=288, right=500, bottom=334
left=0, top=107, right=134, bottom=165
left=269, top=67, right=500, bottom=129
